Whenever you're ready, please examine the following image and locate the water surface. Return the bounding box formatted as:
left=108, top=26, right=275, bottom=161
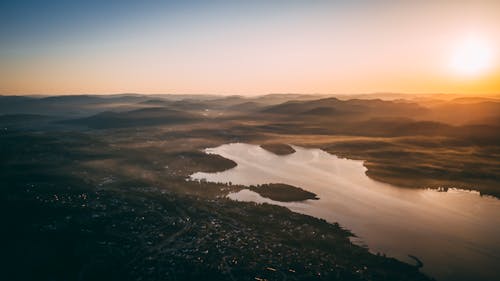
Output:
left=190, top=143, right=500, bottom=281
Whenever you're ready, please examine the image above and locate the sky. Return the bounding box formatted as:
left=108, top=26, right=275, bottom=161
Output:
left=1, top=0, right=499, bottom=95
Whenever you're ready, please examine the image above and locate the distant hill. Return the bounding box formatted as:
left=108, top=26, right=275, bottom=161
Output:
left=0, top=114, right=53, bottom=123
left=227, top=101, right=264, bottom=112
left=451, top=97, right=500, bottom=104
left=261, top=97, right=500, bottom=126
left=426, top=101, right=500, bottom=125
left=0, top=95, right=151, bottom=117
left=64, top=107, right=199, bottom=129
left=353, top=118, right=453, bottom=137
left=262, top=97, right=428, bottom=118
left=300, top=106, right=338, bottom=115
left=0, top=114, right=61, bottom=130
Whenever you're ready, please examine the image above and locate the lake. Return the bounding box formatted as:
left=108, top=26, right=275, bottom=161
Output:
left=190, top=143, right=500, bottom=281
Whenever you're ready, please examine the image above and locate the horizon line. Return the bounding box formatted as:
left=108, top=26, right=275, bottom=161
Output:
left=1, top=92, right=500, bottom=97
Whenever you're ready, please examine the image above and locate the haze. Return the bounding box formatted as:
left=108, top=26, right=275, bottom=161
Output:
left=2, top=2, right=500, bottom=281
left=1, top=0, right=500, bottom=95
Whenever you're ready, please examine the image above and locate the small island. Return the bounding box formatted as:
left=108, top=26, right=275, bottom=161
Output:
left=248, top=183, right=318, bottom=202
left=260, top=143, right=296, bottom=155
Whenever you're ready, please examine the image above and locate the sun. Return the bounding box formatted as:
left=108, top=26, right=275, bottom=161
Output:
left=450, top=37, right=493, bottom=77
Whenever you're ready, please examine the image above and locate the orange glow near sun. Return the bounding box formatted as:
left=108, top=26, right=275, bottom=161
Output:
left=1, top=2, right=500, bottom=95
left=450, top=36, right=494, bottom=78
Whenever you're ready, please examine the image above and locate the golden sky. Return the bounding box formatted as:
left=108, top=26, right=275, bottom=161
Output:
left=1, top=1, right=499, bottom=95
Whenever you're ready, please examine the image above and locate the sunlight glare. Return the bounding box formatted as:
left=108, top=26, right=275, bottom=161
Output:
left=450, top=37, right=493, bottom=77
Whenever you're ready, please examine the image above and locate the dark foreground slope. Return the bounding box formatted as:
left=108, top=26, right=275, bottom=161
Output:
left=0, top=129, right=431, bottom=281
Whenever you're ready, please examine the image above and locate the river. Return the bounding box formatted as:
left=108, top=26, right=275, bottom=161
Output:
left=190, top=143, right=500, bottom=281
